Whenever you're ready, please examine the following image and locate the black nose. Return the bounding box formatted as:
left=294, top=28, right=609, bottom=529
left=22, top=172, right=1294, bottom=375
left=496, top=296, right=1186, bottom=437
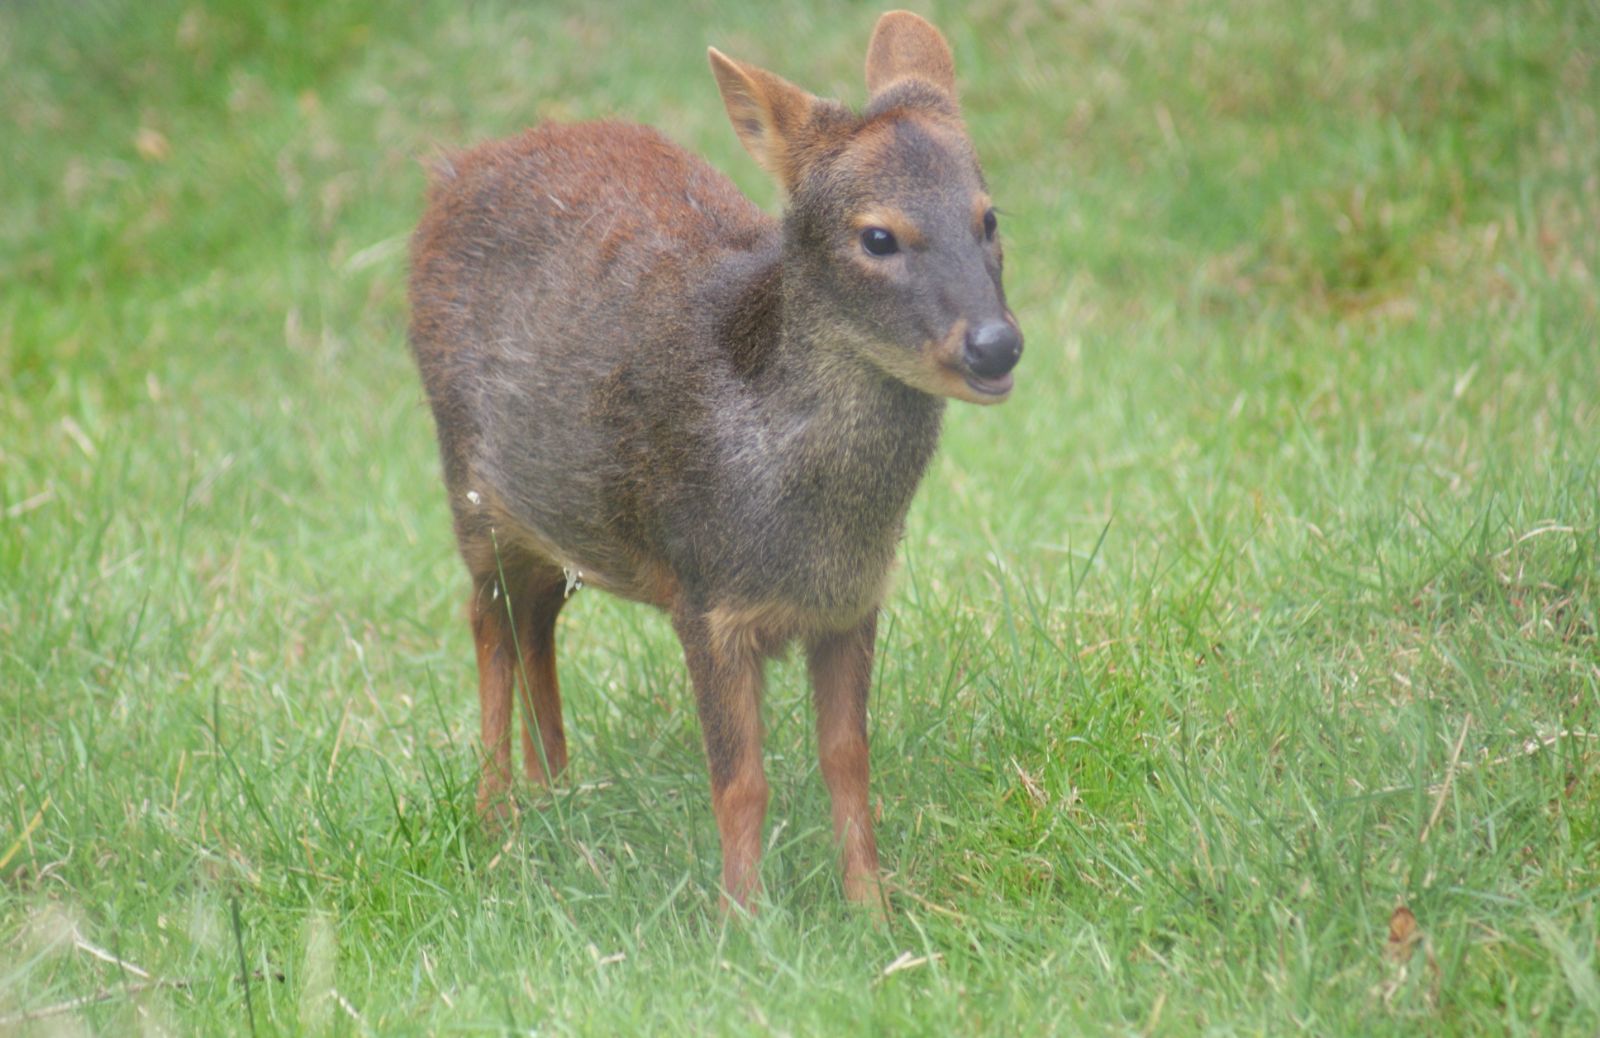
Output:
left=963, top=320, right=1022, bottom=378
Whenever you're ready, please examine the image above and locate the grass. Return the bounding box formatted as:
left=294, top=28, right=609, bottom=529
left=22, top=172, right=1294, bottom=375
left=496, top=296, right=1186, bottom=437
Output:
left=2, top=0, right=1597, bottom=1032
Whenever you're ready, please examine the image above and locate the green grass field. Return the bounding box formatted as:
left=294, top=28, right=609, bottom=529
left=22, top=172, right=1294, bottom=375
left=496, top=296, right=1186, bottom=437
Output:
left=3, top=0, right=1597, bottom=1033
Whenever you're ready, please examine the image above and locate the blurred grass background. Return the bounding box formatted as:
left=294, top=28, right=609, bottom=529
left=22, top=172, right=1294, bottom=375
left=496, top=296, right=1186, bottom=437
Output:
left=2, top=0, right=1597, bottom=1033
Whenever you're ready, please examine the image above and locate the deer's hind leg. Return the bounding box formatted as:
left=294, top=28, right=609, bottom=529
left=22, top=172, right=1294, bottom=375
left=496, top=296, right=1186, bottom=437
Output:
left=512, top=571, right=570, bottom=786
left=469, top=560, right=569, bottom=822
left=470, top=572, right=518, bottom=822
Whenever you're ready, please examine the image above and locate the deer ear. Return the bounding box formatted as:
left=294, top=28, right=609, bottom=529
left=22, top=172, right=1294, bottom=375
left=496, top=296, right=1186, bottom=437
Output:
left=864, top=10, right=957, bottom=99
left=708, top=47, right=819, bottom=192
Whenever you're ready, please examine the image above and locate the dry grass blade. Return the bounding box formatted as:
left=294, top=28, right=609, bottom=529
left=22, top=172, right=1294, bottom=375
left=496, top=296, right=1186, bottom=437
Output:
left=1420, top=713, right=1472, bottom=843
left=72, top=934, right=152, bottom=979
left=0, top=795, right=50, bottom=873
left=878, top=951, right=942, bottom=979
left=0, top=979, right=192, bottom=1028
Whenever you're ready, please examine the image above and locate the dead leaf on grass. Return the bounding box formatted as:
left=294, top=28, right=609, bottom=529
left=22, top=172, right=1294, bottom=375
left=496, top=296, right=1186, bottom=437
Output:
left=1385, top=904, right=1421, bottom=964
left=1377, top=903, right=1441, bottom=1008
left=135, top=126, right=171, bottom=162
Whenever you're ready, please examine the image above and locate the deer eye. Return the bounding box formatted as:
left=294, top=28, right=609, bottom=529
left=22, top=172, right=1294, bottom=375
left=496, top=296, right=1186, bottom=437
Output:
left=860, top=227, right=899, bottom=257
left=983, top=208, right=998, bottom=240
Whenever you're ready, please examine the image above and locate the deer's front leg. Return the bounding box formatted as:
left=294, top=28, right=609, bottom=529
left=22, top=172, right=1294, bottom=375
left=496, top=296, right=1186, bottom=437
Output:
left=674, top=605, right=769, bottom=911
left=807, top=611, right=882, bottom=905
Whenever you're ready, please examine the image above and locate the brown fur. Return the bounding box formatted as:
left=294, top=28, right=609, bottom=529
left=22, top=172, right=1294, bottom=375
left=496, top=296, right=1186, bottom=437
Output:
left=971, top=191, right=994, bottom=235
left=407, top=10, right=1021, bottom=910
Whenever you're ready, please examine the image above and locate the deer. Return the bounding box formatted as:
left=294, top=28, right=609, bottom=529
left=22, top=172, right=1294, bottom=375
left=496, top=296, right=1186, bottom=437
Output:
left=407, top=10, right=1021, bottom=911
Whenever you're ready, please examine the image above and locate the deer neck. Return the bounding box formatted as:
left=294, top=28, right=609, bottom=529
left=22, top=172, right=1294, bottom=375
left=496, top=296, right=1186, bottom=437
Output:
left=750, top=263, right=945, bottom=524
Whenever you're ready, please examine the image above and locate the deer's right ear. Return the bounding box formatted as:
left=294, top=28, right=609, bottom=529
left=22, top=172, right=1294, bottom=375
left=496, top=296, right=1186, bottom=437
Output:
left=864, top=11, right=957, bottom=100
left=708, top=47, right=819, bottom=193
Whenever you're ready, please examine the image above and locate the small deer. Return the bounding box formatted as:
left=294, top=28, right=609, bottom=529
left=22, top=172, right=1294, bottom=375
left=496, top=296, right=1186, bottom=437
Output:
left=408, top=10, right=1021, bottom=909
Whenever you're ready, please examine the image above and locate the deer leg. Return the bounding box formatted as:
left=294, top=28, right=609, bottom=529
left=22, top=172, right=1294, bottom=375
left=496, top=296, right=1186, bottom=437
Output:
left=807, top=611, right=882, bottom=905
left=673, top=604, right=768, bottom=911
left=470, top=576, right=518, bottom=823
left=514, top=575, right=569, bottom=786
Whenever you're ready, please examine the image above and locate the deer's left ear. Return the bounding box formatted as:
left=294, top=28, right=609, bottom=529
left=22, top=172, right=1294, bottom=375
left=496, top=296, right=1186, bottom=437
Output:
left=864, top=10, right=957, bottom=100
left=708, top=47, right=822, bottom=193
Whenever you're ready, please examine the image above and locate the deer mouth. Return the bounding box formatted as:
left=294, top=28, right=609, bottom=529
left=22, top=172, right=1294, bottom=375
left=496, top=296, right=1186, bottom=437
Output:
left=963, top=369, right=1014, bottom=398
